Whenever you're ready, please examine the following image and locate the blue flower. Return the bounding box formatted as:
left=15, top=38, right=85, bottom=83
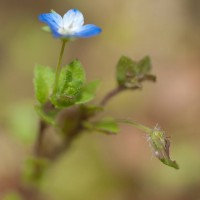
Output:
left=39, top=9, right=102, bottom=39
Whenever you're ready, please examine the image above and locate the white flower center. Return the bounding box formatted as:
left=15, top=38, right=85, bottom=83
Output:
left=58, top=20, right=80, bottom=35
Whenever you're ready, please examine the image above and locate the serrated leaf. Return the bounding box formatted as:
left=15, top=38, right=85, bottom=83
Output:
left=51, top=60, right=85, bottom=107
left=85, top=118, right=119, bottom=134
left=58, top=59, right=85, bottom=94
left=137, top=56, right=152, bottom=74
left=34, top=65, right=55, bottom=104
left=116, top=55, right=137, bottom=86
left=51, top=60, right=85, bottom=108
left=76, top=80, right=100, bottom=104
left=68, top=59, right=86, bottom=83
left=116, top=55, right=156, bottom=89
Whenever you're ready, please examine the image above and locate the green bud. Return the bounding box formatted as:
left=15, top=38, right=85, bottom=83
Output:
left=148, top=126, right=179, bottom=169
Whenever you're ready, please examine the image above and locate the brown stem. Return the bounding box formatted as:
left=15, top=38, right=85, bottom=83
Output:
left=49, top=107, right=86, bottom=160
left=100, top=86, right=125, bottom=106
left=34, top=102, right=54, bottom=157
left=34, top=105, right=86, bottom=161
left=35, top=120, right=47, bottom=157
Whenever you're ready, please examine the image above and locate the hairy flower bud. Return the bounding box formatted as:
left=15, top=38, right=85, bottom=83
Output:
left=148, top=126, right=179, bottom=169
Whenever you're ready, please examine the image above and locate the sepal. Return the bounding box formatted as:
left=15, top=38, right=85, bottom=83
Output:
left=148, top=127, right=179, bottom=169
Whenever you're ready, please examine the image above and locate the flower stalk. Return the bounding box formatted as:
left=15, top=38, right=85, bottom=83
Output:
left=117, top=119, right=152, bottom=134
left=53, top=40, right=67, bottom=94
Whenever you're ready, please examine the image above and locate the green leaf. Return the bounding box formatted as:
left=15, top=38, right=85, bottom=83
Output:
left=137, top=56, right=152, bottom=74
left=51, top=9, right=58, bottom=14
left=58, top=59, right=85, bottom=94
left=42, top=26, right=51, bottom=33
left=51, top=60, right=86, bottom=108
left=116, top=55, right=137, bottom=87
left=34, top=65, right=55, bottom=104
left=95, top=118, right=119, bottom=134
left=116, top=55, right=156, bottom=89
left=84, top=118, right=119, bottom=134
left=76, top=80, right=100, bottom=104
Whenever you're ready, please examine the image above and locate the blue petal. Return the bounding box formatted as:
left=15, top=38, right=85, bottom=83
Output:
left=75, top=24, right=102, bottom=38
left=63, top=9, right=84, bottom=29
left=39, top=13, right=63, bottom=38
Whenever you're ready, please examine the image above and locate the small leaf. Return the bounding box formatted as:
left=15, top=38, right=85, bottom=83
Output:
left=51, top=9, right=58, bottom=14
left=68, top=59, right=86, bottom=83
left=51, top=60, right=85, bottom=108
left=116, top=55, right=137, bottom=87
left=58, top=60, right=85, bottom=94
left=116, top=55, right=156, bottom=89
left=42, top=26, right=51, bottom=33
left=84, top=118, right=119, bottom=134
left=137, top=56, right=152, bottom=74
left=76, top=80, right=100, bottom=104
left=34, top=65, right=55, bottom=104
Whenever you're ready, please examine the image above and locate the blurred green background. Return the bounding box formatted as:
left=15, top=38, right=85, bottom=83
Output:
left=1, top=0, right=200, bottom=199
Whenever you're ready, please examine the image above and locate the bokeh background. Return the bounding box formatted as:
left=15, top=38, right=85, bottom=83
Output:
left=0, top=0, right=200, bottom=199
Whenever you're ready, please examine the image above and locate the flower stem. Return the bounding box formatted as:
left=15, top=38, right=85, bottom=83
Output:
left=53, top=40, right=67, bottom=94
left=117, top=119, right=152, bottom=134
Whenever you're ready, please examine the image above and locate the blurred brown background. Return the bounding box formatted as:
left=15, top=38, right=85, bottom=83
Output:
left=0, top=0, right=200, bottom=199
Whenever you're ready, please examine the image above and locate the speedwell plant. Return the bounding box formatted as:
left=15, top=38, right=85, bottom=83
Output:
left=31, top=8, right=179, bottom=184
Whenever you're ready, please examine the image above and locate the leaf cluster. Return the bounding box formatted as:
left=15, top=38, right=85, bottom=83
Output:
left=34, top=60, right=100, bottom=125
left=116, top=55, right=156, bottom=89
left=34, top=60, right=99, bottom=108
